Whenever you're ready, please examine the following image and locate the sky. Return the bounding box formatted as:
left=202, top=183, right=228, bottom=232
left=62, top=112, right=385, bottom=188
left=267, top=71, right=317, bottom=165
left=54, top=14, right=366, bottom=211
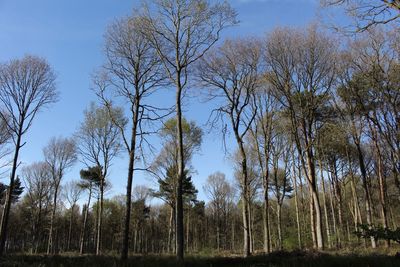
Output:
left=0, top=0, right=325, bottom=203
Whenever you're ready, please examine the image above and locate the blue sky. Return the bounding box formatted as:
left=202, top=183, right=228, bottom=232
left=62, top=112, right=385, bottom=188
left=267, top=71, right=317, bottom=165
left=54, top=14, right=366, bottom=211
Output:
left=0, top=0, right=322, bottom=202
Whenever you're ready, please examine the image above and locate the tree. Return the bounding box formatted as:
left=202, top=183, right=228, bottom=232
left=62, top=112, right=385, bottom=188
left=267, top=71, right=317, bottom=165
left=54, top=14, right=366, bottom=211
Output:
left=0, top=116, right=11, bottom=175
left=249, top=85, right=278, bottom=253
left=0, top=55, right=58, bottom=255
left=265, top=26, right=338, bottom=249
left=43, top=136, right=77, bottom=254
left=75, top=103, right=123, bottom=255
left=63, top=180, right=83, bottom=251
left=140, top=0, right=237, bottom=260
left=0, top=177, right=23, bottom=204
left=95, top=14, right=166, bottom=261
left=269, top=131, right=293, bottom=250
left=78, top=166, right=101, bottom=254
left=198, top=38, right=261, bottom=256
left=322, top=0, right=400, bottom=31
left=151, top=117, right=201, bottom=253
left=21, top=162, right=53, bottom=253
left=203, top=172, right=234, bottom=251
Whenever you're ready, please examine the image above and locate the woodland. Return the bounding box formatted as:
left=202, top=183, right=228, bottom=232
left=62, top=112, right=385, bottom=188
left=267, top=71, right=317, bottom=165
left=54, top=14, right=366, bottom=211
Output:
left=0, top=0, right=399, bottom=266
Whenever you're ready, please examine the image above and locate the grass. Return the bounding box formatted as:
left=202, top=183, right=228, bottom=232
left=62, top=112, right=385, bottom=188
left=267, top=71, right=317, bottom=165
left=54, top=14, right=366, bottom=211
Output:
left=1, top=250, right=399, bottom=267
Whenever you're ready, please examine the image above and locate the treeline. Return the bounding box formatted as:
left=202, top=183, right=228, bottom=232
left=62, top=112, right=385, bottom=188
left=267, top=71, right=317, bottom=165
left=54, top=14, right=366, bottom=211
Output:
left=0, top=0, right=399, bottom=261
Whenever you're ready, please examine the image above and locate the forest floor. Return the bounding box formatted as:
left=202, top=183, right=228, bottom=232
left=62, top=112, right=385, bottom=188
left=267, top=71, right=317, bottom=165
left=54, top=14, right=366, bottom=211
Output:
left=1, top=249, right=400, bottom=267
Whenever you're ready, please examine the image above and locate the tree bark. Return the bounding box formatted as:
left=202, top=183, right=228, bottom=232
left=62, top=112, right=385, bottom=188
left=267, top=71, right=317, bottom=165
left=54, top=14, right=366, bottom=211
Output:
left=96, top=178, right=104, bottom=255
left=0, top=129, right=22, bottom=256
left=47, top=179, right=60, bottom=254
left=175, top=77, right=185, bottom=262
left=354, top=135, right=376, bottom=248
left=121, top=95, right=140, bottom=261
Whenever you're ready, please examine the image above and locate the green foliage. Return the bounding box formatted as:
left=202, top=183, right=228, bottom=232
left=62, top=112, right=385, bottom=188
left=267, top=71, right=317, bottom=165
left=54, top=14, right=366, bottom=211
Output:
left=0, top=176, right=24, bottom=204
left=355, top=224, right=400, bottom=244
left=152, top=165, right=198, bottom=206
left=79, top=166, right=102, bottom=188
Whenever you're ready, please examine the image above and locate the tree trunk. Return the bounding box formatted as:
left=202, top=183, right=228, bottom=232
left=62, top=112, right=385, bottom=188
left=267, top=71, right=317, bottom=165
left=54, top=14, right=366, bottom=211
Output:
left=96, top=178, right=104, bottom=255
left=277, top=203, right=283, bottom=250
left=175, top=75, right=185, bottom=263
left=263, top=182, right=271, bottom=253
left=121, top=95, right=140, bottom=261
left=0, top=130, right=22, bottom=256
left=319, top=162, right=331, bottom=249
left=47, top=181, right=60, bottom=254
left=67, top=204, right=74, bottom=251
left=168, top=205, right=174, bottom=253
left=292, top=159, right=302, bottom=249
left=80, top=186, right=92, bottom=254
left=305, top=148, right=324, bottom=250
left=354, top=136, right=376, bottom=248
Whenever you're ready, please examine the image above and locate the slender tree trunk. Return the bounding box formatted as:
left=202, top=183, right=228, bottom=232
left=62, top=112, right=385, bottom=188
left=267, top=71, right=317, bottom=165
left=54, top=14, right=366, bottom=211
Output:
left=96, top=178, right=104, bottom=255
left=168, top=205, right=174, bottom=253
left=240, top=153, right=251, bottom=257
left=320, top=163, right=331, bottom=249
left=186, top=207, right=190, bottom=253
left=309, top=187, right=317, bottom=249
left=121, top=95, right=140, bottom=261
left=370, top=126, right=389, bottom=247
left=292, top=158, right=302, bottom=249
left=67, top=204, right=75, bottom=251
left=277, top=203, right=283, bottom=250
left=32, top=204, right=43, bottom=254
left=328, top=172, right=338, bottom=248
left=263, top=182, right=271, bottom=253
left=47, top=181, right=60, bottom=254
left=331, top=162, right=342, bottom=248
left=354, top=136, right=376, bottom=248
left=0, top=130, right=22, bottom=256
left=80, top=186, right=92, bottom=254
left=306, top=150, right=324, bottom=250
left=175, top=76, right=185, bottom=263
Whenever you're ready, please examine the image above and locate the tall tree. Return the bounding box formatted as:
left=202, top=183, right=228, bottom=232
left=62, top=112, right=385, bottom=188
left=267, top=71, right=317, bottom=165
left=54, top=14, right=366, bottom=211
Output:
left=151, top=117, right=201, bottom=253
left=0, top=55, right=58, bottom=255
left=95, top=15, right=166, bottom=261
left=198, top=38, right=261, bottom=256
left=140, top=0, right=237, bottom=260
left=21, top=162, right=53, bottom=253
left=203, top=172, right=234, bottom=251
left=265, top=26, right=338, bottom=249
left=249, top=85, right=278, bottom=253
left=78, top=166, right=101, bottom=254
left=75, top=103, right=123, bottom=255
left=63, top=180, right=83, bottom=251
left=44, top=136, right=77, bottom=254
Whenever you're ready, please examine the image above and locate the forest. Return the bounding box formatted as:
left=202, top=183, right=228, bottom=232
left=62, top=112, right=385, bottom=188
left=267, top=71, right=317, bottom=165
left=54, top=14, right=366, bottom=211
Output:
left=0, top=0, right=399, bottom=266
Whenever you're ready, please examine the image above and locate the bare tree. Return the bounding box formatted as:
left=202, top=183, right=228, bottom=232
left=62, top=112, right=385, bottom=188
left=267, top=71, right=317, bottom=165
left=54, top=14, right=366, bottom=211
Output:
left=0, top=116, right=11, bottom=176
left=43, top=136, right=77, bottom=254
left=94, top=15, right=167, bottom=261
left=21, top=162, right=53, bottom=253
left=75, top=103, right=123, bottom=255
left=322, top=0, right=400, bottom=31
left=203, top=172, right=234, bottom=251
left=63, top=180, right=83, bottom=251
left=0, top=55, right=58, bottom=255
left=249, top=85, right=278, bottom=253
left=265, top=26, right=338, bottom=249
left=198, top=38, right=261, bottom=256
left=139, top=0, right=237, bottom=261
